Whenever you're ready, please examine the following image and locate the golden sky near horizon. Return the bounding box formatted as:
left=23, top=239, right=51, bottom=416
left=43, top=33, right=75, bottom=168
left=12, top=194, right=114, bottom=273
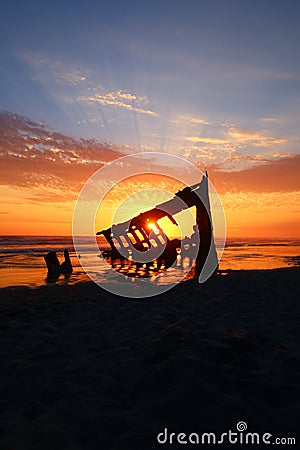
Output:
left=1, top=154, right=299, bottom=238
left=0, top=112, right=300, bottom=239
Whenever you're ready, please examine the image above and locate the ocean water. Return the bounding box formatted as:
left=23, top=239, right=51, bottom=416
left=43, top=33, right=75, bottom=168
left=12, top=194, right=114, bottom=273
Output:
left=0, top=235, right=299, bottom=289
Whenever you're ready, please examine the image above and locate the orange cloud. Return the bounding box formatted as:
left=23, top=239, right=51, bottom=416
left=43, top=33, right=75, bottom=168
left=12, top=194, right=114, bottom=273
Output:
left=186, top=126, right=286, bottom=150
left=220, top=190, right=300, bottom=238
left=0, top=112, right=125, bottom=202
left=207, top=154, right=300, bottom=194
left=227, top=127, right=287, bottom=147
left=203, top=154, right=300, bottom=238
left=186, top=136, right=229, bottom=144
left=1, top=112, right=299, bottom=237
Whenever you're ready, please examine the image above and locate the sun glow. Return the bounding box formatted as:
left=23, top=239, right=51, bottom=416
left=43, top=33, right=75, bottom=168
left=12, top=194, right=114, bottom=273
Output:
left=148, top=222, right=159, bottom=234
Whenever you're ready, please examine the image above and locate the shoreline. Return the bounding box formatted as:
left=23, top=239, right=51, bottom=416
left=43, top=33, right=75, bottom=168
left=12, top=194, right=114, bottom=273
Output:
left=1, top=235, right=300, bottom=290
left=0, top=265, right=299, bottom=292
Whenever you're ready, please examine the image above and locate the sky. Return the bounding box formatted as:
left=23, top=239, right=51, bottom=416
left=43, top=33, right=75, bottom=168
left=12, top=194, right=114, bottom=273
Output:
left=0, top=0, right=300, bottom=237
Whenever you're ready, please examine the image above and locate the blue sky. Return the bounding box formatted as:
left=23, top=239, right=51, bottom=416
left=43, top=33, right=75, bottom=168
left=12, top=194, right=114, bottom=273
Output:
left=1, top=0, right=300, bottom=165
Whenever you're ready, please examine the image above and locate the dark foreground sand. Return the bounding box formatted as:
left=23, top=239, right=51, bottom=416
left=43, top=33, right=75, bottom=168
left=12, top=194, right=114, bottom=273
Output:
left=0, top=269, right=299, bottom=449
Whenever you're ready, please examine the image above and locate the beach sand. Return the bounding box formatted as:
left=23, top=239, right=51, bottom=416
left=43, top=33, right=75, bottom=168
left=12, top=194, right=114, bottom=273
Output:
left=0, top=268, right=299, bottom=449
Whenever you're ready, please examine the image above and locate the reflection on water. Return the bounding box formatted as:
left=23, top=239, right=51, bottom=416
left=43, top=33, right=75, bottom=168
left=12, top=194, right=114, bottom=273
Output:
left=219, top=239, right=300, bottom=270
left=0, top=236, right=299, bottom=288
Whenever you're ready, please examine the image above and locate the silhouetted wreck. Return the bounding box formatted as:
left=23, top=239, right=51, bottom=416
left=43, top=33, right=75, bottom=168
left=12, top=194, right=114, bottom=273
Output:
left=97, top=174, right=218, bottom=280
left=44, top=249, right=73, bottom=282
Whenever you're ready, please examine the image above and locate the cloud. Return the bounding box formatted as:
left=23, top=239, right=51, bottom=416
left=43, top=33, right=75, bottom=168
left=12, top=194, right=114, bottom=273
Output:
left=78, top=90, right=158, bottom=116
left=0, top=112, right=125, bottom=201
left=172, top=115, right=211, bottom=125
left=260, top=117, right=280, bottom=123
left=181, top=122, right=288, bottom=167
left=21, top=52, right=89, bottom=86
left=1, top=112, right=299, bottom=211
left=226, top=155, right=268, bottom=162
left=170, top=114, right=290, bottom=169
left=227, top=127, right=287, bottom=147
left=272, top=152, right=295, bottom=158
left=56, top=70, right=87, bottom=85
left=187, top=125, right=287, bottom=148
left=207, top=154, right=300, bottom=194
left=186, top=136, right=228, bottom=144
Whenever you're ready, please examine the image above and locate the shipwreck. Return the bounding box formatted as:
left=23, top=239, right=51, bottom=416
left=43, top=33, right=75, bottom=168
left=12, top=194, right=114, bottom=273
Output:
left=96, top=173, right=218, bottom=280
